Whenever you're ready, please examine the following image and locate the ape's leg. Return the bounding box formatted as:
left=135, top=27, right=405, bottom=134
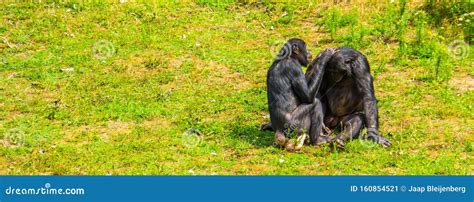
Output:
left=289, top=99, right=330, bottom=146
left=281, top=104, right=312, bottom=151
left=267, top=105, right=311, bottom=150
left=275, top=100, right=327, bottom=151
left=262, top=100, right=330, bottom=135
left=320, top=99, right=332, bottom=135
left=341, top=113, right=365, bottom=140
left=333, top=114, right=365, bottom=148
left=310, top=100, right=332, bottom=146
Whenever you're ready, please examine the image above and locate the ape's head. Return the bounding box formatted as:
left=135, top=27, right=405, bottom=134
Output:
left=287, top=38, right=312, bottom=66
left=327, top=47, right=358, bottom=74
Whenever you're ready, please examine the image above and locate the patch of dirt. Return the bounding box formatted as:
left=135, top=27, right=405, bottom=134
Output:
left=104, top=121, right=133, bottom=135
left=449, top=73, right=474, bottom=93
left=59, top=121, right=131, bottom=145
left=59, top=117, right=173, bottom=145
left=189, top=56, right=253, bottom=90
left=112, top=50, right=174, bottom=79
left=141, top=116, right=172, bottom=129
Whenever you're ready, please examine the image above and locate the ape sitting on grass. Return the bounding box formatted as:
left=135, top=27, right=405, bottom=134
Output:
left=265, top=38, right=334, bottom=151
left=308, top=47, right=391, bottom=148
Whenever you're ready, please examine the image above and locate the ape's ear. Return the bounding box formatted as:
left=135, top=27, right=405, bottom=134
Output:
left=345, top=56, right=359, bottom=67
left=292, top=44, right=300, bottom=54
left=344, top=58, right=353, bottom=64
left=343, top=56, right=357, bottom=73
left=345, top=57, right=358, bottom=70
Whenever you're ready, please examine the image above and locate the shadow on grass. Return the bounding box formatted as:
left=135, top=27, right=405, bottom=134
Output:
left=229, top=124, right=275, bottom=148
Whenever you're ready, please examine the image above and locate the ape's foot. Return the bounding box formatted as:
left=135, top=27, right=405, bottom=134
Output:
left=367, top=134, right=391, bottom=148
left=260, top=123, right=273, bottom=131
left=313, top=134, right=332, bottom=146
left=283, top=134, right=307, bottom=152
left=275, top=133, right=287, bottom=147
left=331, top=137, right=345, bottom=149
left=274, top=133, right=307, bottom=152
left=284, top=140, right=296, bottom=151
left=294, top=134, right=308, bottom=150
left=322, top=125, right=332, bottom=135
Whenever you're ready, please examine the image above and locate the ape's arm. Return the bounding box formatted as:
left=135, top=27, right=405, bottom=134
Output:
left=288, top=61, right=312, bottom=104
left=351, top=56, right=379, bottom=134
left=306, top=49, right=334, bottom=99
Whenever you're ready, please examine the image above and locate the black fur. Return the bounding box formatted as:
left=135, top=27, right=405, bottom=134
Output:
left=312, top=47, right=391, bottom=147
left=266, top=39, right=332, bottom=146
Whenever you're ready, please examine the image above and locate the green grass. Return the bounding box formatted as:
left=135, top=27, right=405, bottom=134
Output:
left=0, top=1, right=472, bottom=175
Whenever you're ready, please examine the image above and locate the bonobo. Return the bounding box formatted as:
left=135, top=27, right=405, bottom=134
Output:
left=307, top=47, right=391, bottom=148
left=265, top=38, right=333, bottom=151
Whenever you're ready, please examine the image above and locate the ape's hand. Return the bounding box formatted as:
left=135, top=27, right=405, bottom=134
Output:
left=315, top=48, right=336, bottom=62
left=367, top=129, right=392, bottom=148
left=326, top=47, right=338, bottom=55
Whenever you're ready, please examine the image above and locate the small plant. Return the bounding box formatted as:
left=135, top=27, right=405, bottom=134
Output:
left=277, top=4, right=295, bottom=25
left=414, top=10, right=427, bottom=45
left=327, top=8, right=340, bottom=39
left=396, top=0, right=409, bottom=61
left=423, top=0, right=472, bottom=42
left=457, top=12, right=474, bottom=43
left=319, top=8, right=358, bottom=41
left=431, top=45, right=451, bottom=82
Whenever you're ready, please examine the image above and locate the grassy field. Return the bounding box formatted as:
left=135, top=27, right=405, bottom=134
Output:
left=0, top=1, right=472, bottom=175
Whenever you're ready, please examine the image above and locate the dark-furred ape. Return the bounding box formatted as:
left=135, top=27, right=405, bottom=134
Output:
left=265, top=38, right=333, bottom=151
left=307, top=47, right=391, bottom=148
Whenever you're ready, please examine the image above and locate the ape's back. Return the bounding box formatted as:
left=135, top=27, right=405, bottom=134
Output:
left=266, top=59, right=299, bottom=127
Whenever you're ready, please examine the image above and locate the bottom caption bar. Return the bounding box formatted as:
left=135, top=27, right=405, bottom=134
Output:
left=0, top=176, right=472, bottom=202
